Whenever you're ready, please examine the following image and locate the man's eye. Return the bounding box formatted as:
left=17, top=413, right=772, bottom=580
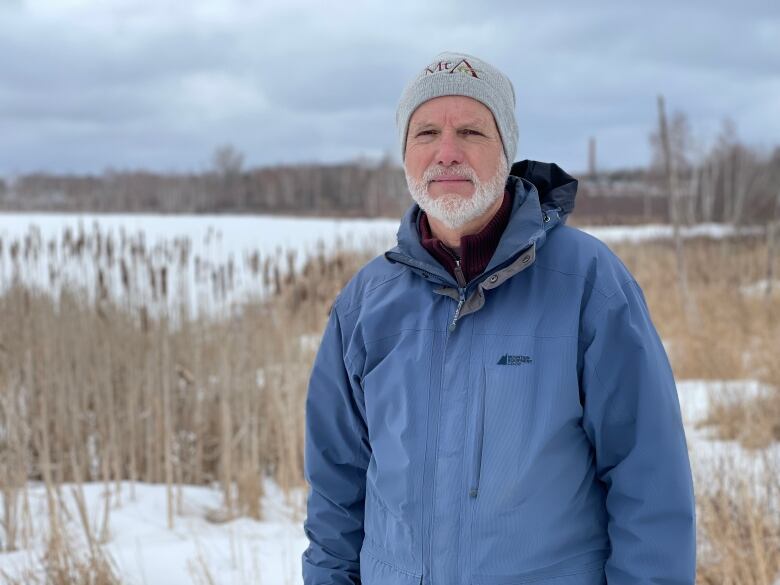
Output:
left=462, top=129, right=483, bottom=136
left=416, top=130, right=436, bottom=137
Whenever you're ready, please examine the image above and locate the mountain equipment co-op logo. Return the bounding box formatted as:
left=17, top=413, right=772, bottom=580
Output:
left=496, top=354, right=533, bottom=365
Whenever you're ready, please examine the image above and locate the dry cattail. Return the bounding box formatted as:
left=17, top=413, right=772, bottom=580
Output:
left=97, top=268, right=108, bottom=301
left=248, top=251, right=260, bottom=276
left=139, top=305, right=149, bottom=333
left=148, top=262, right=157, bottom=301
left=120, top=259, right=130, bottom=294
left=160, top=266, right=168, bottom=300
left=175, top=363, right=195, bottom=386
left=106, top=234, right=115, bottom=267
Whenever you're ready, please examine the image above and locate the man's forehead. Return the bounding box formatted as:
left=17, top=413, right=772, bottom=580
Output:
left=409, top=97, right=496, bottom=129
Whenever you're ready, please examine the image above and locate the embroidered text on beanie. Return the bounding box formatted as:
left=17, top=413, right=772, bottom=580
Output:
left=396, top=51, right=518, bottom=164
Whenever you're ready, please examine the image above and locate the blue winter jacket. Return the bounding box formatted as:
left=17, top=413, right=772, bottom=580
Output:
left=302, top=160, right=696, bottom=585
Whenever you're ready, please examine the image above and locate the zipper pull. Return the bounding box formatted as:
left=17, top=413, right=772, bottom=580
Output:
left=447, top=258, right=468, bottom=333
left=453, top=258, right=467, bottom=288
left=448, top=287, right=466, bottom=333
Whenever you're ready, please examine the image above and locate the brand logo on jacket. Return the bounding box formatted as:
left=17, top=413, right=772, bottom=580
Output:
left=425, top=59, right=480, bottom=78
left=496, top=353, right=533, bottom=365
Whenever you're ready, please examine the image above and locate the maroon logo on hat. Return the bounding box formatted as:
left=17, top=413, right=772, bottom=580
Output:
left=425, top=58, right=479, bottom=78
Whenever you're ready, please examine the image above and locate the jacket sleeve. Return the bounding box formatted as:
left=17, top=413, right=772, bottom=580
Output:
left=580, top=278, right=696, bottom=584
left=302, top=303, right=371, bottom=585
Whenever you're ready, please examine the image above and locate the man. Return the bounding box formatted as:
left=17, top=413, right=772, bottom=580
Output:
left=302, top=51, right=696, bottom=585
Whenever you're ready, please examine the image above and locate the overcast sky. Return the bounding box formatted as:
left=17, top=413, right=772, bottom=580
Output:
left=1, top=0, right=778, bottom=176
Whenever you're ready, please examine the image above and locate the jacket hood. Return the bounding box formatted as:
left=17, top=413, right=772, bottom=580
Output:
left=509, top=159, right=577, bottom=219
left=385, top=159, right=578, bottom=287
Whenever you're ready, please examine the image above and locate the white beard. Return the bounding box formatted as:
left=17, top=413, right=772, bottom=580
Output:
left=405, top=152, right=509, bottom=230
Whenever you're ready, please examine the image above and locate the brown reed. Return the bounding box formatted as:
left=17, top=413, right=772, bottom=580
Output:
left=1, top=223, right=779, bottom=582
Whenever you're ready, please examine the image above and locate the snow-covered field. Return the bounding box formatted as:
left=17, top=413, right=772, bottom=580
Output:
left=0, top=377, right=775, bottom=584
left=0, top=479, right=308, bottom=585
left=0, top=213, right=759, bottom=263
left=0, top=213, right=400, bottom=319
left=0, top=213, right=762, bottom=318
left=678, top=379, right=780, bottom=493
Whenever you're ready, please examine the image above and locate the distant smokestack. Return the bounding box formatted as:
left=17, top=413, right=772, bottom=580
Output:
left=588, top=137, right=597, bottom=178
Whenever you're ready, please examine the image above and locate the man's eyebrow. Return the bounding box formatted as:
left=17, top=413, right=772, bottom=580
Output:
left=458, top=118, right=492, bottom=129
left=410, top=119, right=493, bottom=132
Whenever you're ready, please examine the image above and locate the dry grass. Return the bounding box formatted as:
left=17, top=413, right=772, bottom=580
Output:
left=0, top=486, right=123, bottom=585
left=699, top=387, right=780, bottom=450
left=694, top=451, right=780, bottom=584
left=0, top=225, right=371, bottom=539
left=611, top=234, right=780, bottom=449
left=1, top=223, right=779, bottom=582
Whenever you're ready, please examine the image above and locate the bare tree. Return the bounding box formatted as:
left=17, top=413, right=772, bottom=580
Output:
left=657, top=95, right=700, bottom=328
left=711, top=119, right=763, bottom=226
left=768, top=218, right=778, bottom=297
left=212, top=144, right=244, bottom=176
left=699, top=155, right=719, bottom=223
left=765, top=151, right=780, bottom=297
left=212, top=144, right=245, bottom=210
left=649, top=106, right=695, bottom=224
left=730, top=145, right=761, bottom=226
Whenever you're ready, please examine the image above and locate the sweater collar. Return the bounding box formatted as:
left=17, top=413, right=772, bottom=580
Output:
left=418, top=188, right=513, bottom=283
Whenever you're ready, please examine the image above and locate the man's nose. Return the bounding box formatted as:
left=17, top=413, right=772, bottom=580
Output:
left=435, top=130, right=465, bottom=166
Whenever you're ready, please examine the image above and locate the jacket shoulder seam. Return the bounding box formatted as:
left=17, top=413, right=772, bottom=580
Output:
left=338, top=269, right=406, bottom=318
left=576, top=276, right=638, bottom=347
left=533, top=263, right=614, bottom=299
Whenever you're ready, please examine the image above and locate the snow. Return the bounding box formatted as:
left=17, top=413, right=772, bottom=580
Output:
left=740, top=278, right=780, bottom=299
left=676, top=379, right=780, bottom=501
left=0, top=214, right=757, bottom=262
left=676, top=378, right=773, bottom=427
left=0, top=479, right=309, bottom=585
left=0, top=213, right=761, bottom=320
left=0, top=213, right=398, bottom=320
left=573, top=221, right=763, bottom=243
left=0, top=213, right=399, bottom=263
left=1, top=377, right=776, bottom=583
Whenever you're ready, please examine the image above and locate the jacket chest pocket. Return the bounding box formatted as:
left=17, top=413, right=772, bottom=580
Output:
left=467, top=365, right=488, bottom=498
left=467, top=360, right=541, bottom=506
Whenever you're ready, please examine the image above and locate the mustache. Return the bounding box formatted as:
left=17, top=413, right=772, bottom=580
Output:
left=422, top=165, right=478, bottom=183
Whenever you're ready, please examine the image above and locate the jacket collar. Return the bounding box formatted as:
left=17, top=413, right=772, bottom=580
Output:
left=385, top=159, right=578, bottom=288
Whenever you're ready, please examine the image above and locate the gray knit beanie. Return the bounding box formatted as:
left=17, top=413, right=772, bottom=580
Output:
left=396, top=51, right=518, bottom=164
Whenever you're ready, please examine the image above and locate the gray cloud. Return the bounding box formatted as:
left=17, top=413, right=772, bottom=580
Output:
left=0, top=0, right=778, bottom=175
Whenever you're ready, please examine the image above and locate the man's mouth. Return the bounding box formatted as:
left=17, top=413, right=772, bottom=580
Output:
left=431, top=176, right=472, bottom=183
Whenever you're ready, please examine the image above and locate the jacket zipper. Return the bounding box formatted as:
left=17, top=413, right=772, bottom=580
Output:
left=440, top=244, right=468, bottom=333
left=468, top=364, right=486, bottom=498
left=448, top=282, right=466, bottom=333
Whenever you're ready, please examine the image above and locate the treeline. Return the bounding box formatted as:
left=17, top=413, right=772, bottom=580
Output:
left=577, top=115, right=780, bottom=226
left=1, top=149, right=410, bottom=218
left=2, top=126, right=779, bottom=226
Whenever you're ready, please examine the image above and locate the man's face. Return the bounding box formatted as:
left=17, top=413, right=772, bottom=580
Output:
left=404, top=95, right=508, bottom=230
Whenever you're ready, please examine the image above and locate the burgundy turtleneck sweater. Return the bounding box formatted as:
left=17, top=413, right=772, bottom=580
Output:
left=418, top=188, right=513, bottom=285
